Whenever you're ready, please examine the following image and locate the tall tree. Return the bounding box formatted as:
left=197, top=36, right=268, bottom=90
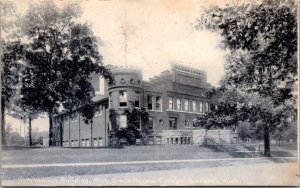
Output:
left=1, top=0, right=22, bottom=146
left=10, top=97, right=42, bottom=146
left=1, top=40, right=23, bottom=145
left=19, top=0, right=113, bottom=146
left=197, top=0, right=297, bottom=156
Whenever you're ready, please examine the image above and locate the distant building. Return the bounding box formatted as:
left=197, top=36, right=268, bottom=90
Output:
left=52, top=63, right=231, bottom=147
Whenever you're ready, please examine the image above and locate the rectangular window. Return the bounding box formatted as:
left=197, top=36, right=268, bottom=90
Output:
left=205, top=102, right=209, bottom=113
left=65, top=141, right=69, bottom=147
left=94, top=138, right=98, bottom=147
left=134, top=91, right=140, bottom=107
left=184, top=99, right=189, bottom=111
left=96, top=76, right=105, bottom=95
left=192, top=101, right=197, bottom=112
left=119, top=115, right=127, bottom=128
left=148, top=117, right=154, bottom=130
left=99, top=77, right=105, bottom=95
left=176, top=98, right=181, bottom=111
left=199, top=101, right=203, bottom=113
left=71, top=140, right=74, bottom=147
left=168, top=97, right=174, bottom=110
left=185, top=119, right=189, bottom=127
left=119, top=90, right=127, bottom=107
left=147, top=95, right=153, bottom=110
left=155, top=96, right=162, bottom=110
left=81, top=139, right=85, bottom=147
left=85, top=139, right=90, bottom=147
left=95, top=106, right=103, bottom=117
left=99, top=137, right=103, bottom=146
left=75, top=140, right=78, bottom=147
left=169, top=117, right=177, bottom=129
left=148, top=136, right=154, bottom=145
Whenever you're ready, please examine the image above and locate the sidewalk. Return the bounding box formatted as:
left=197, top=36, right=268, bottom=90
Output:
left=2, top=158, right=299, bottom=186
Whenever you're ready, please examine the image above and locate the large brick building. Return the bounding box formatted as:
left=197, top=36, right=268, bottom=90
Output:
left=52, top=63, right=231, bottom=147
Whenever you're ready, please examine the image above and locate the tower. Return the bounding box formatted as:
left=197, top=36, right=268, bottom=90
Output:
left=107, top=66, right=143, bottom=130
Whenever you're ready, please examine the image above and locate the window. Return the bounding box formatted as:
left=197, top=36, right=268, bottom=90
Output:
left=199, top=101, right=203, bottom=113
left=184, top=99, right=189, bottom=111
left=185, top=119, right=189, bottom=127
left=148, top=117, right=154, bottom=130
left=192, top=101, right=197, bottom=112
left=155, top=96, right=162, bottom=110
left=147, top=95, right=153, bottom=110
left=95, top=106, right=103, bottom=117
left=159, top=119, right=164, bottom=126
left=99, top=137, right=103, bottom=146
left=75, top=140, right=78, bottom=147
left=205, top=102, right=209, bottom=113
left=96, top=76, right=105, bottom=95
left=85, top=139, right=90, bottom=147
left=169, top=117, right=177, bottom=129
left=81, top=139, right=85, bottom=147
left=94, top=138, right=98, bottom=147
left=134, top=91, right=140, bottom=107
left=119, top=91, right=127, bottom=107
left=119, top=115, right=127, bottom=128
left=71, top=140, right=74, bottom=147
left=176, top=98, right=181, bottom=111
left=65, top=141, right=69, bottom=147
left=168, top=97, right=174, bottom=110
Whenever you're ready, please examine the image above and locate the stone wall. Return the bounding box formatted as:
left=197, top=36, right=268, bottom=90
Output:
left=159, top=129, right=232, bottom=145
left=192, top=129, right=206, bottom=144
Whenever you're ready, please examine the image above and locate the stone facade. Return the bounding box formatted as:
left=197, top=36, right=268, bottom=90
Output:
left=52, top=63, right=231, bottom=147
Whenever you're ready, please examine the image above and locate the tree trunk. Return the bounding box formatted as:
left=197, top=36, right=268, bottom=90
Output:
left=28, top=117, right=32, bottom=146
left=264, top=125, right=271, bottom=157
left=48, top=112, right=53, bottom=147
left=60, top=122, right=63, bottom=147
left=1, top=97, right=6, bottom=146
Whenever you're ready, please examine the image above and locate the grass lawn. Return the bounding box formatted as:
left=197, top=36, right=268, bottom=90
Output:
left=1, top=145, right=297, bottom=181
left=2, top=145, right=232, bottom=165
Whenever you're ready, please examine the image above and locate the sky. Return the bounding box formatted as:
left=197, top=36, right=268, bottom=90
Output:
left=5, top=0, right=229, bottom=135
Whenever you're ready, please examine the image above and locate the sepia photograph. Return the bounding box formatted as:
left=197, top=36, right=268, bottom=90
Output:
left=0, top=0, right=299, bottom=186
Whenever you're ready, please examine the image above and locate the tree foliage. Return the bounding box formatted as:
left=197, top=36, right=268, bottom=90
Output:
left=16, top=0, right=113, bottom=146
left=197, top=0, right=297, bottom=156
left=115, top=107, right=150, bottom=145
left=1, top=40, right=23, bottom=145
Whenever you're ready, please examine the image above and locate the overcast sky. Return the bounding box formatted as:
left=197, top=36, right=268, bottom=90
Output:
left=6, top=0, right=228, bottom=134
